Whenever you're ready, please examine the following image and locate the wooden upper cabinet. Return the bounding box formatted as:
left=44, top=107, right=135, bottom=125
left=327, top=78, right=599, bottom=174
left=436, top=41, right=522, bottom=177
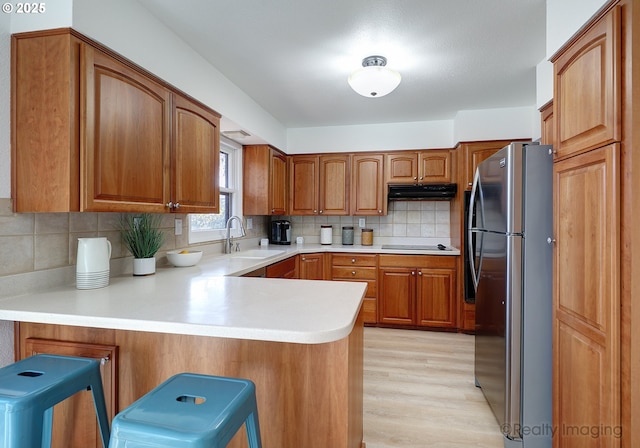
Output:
left=289, top=154, right=350, bottom=215
left=244, top=144, right=288, bottom=215
left=385, top=150, right=452, bottom=183
left=12, top=31, right=82, bottom=212
left=83, top=45, right=171, bottom=212
left=385, top=152, right=418, bottom=183
left=319, top=154, right=350, bottom=215
left=552, top=7, right=621, bottom=160
left=12, top=29, right=220, bottom=213
left=171, top=93, right=220, bottom=213
left=289, top=155, right=319, bottom=215
left=458, top=140, right=515, bottom=190
left=418, top=150, right=452, bottom=183
left=351, top=153, right=386, bottom=215
left=540, top=101, right=554, bottom=147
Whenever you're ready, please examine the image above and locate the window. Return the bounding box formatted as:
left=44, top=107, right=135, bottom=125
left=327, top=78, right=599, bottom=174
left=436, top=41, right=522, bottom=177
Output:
left=188, top=137, right=243, bottom=243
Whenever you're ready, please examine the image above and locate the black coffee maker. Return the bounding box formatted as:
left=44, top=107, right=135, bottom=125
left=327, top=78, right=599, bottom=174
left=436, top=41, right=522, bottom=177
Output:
left=270, top=220, right=292, bottom=245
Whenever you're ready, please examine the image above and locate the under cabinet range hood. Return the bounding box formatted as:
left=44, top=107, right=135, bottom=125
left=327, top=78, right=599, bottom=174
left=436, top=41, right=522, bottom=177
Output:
left=387, top=183, right=458, bottom=201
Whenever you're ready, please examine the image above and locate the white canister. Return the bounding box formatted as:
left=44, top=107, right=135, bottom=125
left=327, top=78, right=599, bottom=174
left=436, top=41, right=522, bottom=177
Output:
left=320, top=225, right=333, bottom=245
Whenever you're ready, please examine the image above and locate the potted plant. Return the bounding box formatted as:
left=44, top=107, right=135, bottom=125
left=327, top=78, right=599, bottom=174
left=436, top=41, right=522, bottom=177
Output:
left=120, top=214, right=165, bottom=276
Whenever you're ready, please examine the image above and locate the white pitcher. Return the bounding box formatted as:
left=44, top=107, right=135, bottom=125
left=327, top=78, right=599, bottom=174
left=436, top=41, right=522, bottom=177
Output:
left=77, top=237, right=112, bottom=274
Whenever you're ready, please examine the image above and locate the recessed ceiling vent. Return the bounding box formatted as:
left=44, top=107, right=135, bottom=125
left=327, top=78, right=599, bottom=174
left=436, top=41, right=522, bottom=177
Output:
left=222, top=130, right=251, bottom=140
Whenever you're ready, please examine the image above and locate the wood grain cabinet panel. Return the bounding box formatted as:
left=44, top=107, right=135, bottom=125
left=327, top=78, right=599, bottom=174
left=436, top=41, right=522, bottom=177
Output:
left=83, top=45, right=171, bottom=212
left=552, top=7, right=621, bottom=160
left=266, top=256, right=298, bottom=279
left=243, top=145, right=288, bottom=215
left=12, top=29, right=220, bottom=213
left=385, top=150, right=452, bottom=184
left=331, top=254, right=378, bottom=324
left=378, top=255, right=457, bottom=329
left=299, top=253, right=326, bottom=280
left=22, top=338, right=118, bottom=448
left=552, top=143, right=620, bottom=448
left=351, top=153, right=385, bottom=215
left=289, top=155, right=319, bottom=215
left=171, top=93, right=220, bottom=213
left=289, top=154, right=350, bottom=215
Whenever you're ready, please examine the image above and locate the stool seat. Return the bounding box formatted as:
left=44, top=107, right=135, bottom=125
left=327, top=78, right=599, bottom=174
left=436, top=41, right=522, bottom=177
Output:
left=0, top=354, right=110, bottom=448
left=110, top=373, right=261, bottom=448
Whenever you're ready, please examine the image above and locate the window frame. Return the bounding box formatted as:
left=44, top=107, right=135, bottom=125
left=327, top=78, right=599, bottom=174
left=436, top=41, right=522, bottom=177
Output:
left=188, top=137, right=243, bottom=244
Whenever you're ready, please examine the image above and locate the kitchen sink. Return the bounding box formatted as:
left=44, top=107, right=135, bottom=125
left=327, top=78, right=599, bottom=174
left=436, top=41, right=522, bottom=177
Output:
left=231, top=249, right=286, bottom=259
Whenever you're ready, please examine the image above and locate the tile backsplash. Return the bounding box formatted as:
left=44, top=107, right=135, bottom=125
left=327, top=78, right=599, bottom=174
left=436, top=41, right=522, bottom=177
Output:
left=279, top=201, right=451, bottom=245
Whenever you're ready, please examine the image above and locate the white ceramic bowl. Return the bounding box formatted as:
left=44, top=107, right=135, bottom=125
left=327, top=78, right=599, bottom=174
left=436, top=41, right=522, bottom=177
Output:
left=166, top=250, right=203, bottom=267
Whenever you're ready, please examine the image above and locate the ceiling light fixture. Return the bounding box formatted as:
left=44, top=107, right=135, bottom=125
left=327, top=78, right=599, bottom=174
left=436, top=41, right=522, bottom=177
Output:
left=348, top=55, right=401, bottom=98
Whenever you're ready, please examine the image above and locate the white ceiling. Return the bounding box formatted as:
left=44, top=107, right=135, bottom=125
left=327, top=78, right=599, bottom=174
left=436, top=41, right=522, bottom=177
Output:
left=136, top=0, right=546, bottom=134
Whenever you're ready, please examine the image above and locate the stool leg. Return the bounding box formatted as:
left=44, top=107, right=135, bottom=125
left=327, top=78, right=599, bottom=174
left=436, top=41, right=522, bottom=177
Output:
left=42, top=407, right=53, bottom=447
left=244, top=410, right=262, bottom=448
left=87, top=368, right=110, bottom=448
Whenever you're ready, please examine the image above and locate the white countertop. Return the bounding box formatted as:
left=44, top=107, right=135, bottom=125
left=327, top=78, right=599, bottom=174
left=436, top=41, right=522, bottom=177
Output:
left=0, top=243, right=457, bottom=345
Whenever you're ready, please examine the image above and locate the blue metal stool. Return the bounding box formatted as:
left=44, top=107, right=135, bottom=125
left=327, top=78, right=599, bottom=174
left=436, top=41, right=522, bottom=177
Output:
left=0, top=354, right=110, bottom=448
left=109, top=373, right=262, bottom=448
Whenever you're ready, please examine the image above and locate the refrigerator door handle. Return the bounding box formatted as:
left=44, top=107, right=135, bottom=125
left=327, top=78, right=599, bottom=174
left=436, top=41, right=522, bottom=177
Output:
left=468, top=169, right=483, bottom=291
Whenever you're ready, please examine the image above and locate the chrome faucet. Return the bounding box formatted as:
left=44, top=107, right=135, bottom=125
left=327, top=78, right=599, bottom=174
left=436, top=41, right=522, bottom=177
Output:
left=224, top=216, right=246, bottom=254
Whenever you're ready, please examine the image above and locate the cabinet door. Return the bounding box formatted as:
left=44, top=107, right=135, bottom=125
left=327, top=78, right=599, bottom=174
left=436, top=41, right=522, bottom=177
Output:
left=289, top=155, right=319, bottom=215
left=319, top=154, right=350, bottom=215
left=299, top=253, right=325, bottom=280
left=270, top=150, right=288, bottom=215
left=82, top=45, right=171, bottom=212
left=378, top=268, right=415, bottom=325
left=23, top=338, right=118, bottom=448
left=418, top=150, right=452, bottom=183
left=384, top=152, right=418, bottom=183
left=351, top=154, right=385, bottom=215
left=171, top=93, right=220, bottom=213
left=553, top=144, right=620, bottom=448
left=553, top=8, right=620, bottom=160
left=416, top=268, right=456, bottom=328
left=461, top=141, right=511, bottom=190
left=540, top=101, right=554, bottom=147
left=266, top=256, right=298, bottom=279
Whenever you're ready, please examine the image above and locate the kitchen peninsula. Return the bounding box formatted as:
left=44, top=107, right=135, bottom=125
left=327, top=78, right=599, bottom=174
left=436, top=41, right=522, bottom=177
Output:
left=0, top=263, right=367, bottom=448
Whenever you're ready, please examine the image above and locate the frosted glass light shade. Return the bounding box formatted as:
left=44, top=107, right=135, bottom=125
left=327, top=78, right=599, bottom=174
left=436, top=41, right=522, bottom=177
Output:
left=348, top=66, right=401, bottom=98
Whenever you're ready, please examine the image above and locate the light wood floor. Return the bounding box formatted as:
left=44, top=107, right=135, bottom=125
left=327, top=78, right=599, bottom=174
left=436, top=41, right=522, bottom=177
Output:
left=363, top=327, right=504, bottom=448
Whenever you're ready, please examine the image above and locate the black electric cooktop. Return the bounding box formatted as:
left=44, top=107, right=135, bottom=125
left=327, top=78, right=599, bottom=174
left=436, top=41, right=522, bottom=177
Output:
left=380, top=244, right=452, bottom=251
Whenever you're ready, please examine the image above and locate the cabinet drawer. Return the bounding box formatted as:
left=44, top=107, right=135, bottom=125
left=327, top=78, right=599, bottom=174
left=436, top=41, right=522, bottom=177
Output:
left=332, top=266, right=377, bottom=280
left=379, top=254, right=456, bottom=269
left=332, top=253, right=377, bottom=267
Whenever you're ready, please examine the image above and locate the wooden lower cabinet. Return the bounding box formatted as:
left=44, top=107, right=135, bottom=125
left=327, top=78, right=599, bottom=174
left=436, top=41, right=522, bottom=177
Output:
left=16, top=320, right=364, bottom=448
left=378, top=255, right=457, bottom=329
left=299, top=253, right=327, bottom=280
left=266, top=255, right=298, bottom=278
left=331, top=253, right=378, bottom=324
left=15, top=325, right=118, bottom=448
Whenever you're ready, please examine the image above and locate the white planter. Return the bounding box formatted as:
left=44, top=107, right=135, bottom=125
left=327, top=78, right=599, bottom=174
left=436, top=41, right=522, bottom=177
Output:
left=133, top=257, right=156, bottom=276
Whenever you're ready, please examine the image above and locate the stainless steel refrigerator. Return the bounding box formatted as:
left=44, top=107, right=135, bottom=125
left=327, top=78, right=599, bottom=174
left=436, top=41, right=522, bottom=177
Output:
left=468, top=142, right=553, bottom=448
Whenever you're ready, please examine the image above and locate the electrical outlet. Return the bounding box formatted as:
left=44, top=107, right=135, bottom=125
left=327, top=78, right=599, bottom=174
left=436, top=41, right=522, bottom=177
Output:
left=358, top=218, right=366, bottom=228
left=174, top=219, right=182, bottom=235
left=246, top=218, right=253, bottom=230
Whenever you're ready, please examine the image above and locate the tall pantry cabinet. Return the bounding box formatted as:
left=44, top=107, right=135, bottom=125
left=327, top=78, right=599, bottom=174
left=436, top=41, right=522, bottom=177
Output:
left=549, top=1, right=640, bottom=446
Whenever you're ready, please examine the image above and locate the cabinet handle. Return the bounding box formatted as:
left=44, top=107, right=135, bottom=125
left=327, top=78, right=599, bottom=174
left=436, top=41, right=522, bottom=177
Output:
left=319, top=210, right=323, bottom=214
left=418, top=271, right=423, bottom=276
left=174, top=202, right=180, bottom=209
left=271, top=209, right=276, bottom=213
left=100, top=356, right=110, bottom=366
left=419, top=176, right=423, bottom=180
left=411, top=271, right=416, bottom=276
left=313, top=210, right=317, bottom=213
left=547, top=237, right=556, bottom=245
left=468, top=182, right=473, bottom=186
left=378, top=210, right=382, bottom=214
left=413, top=176, right=417, bottom=180
left=302, top=257, right=306, bottom=261
left=166, top=201, right=174, bottom=209
left=351, top=258, right=356, bottom=263
left=352, top=271, right=356, bottom=275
